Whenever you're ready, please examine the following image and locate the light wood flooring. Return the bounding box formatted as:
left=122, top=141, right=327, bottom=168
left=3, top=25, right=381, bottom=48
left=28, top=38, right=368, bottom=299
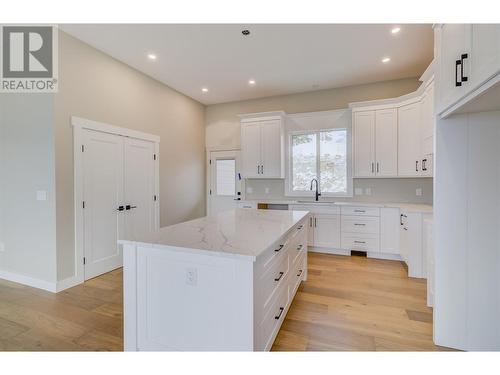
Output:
left=0, top=252, right=450, bottom=351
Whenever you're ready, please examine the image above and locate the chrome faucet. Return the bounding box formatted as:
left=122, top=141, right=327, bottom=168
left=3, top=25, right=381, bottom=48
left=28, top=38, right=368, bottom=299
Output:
left=310, top=178, right=321, bottom=201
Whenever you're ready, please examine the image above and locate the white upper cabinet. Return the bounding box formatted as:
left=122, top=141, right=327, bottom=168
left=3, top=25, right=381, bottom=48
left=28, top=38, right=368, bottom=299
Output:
left=435, top=24, right=500, bottom=117
left=240, top=112, right=285, bottom=179
left=375, top=108, right=398, bottom=177
left=353, top=111, right=375, bottom=177
left=353, top=109, right=397, bottom=178
left=398, top=102, right=422, bottom=177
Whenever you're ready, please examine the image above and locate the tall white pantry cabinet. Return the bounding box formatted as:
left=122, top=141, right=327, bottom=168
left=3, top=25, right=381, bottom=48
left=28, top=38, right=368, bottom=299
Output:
left=434, top=24, right=500, bottom=351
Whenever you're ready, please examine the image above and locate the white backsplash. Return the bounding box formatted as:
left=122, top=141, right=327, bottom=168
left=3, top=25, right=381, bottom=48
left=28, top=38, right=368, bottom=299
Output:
left=244, top=178, right=433, bottom=205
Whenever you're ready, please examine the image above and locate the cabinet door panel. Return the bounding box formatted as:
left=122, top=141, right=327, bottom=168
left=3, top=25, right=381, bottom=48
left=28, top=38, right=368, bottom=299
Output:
left=398, top=103, right=422, bottom=177
left=261, top=120, right=283, bottom=178
left=471, top=24, right=500, bottom=90
left=241, top=122, right=261, bottom=178
left=436, top=24, right=471, bottom=114
left=353, top=111, right=375, bottom=177
left=380, top=208, right=400, bottom=255
left=313, top=214, right=340, bottom=248
left=375, top=108, right=398, bottom=177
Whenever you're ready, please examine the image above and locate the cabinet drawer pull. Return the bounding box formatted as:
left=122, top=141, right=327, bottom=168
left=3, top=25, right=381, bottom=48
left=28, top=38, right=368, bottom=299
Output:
left=460, top=53, right=468, bottom=82
left=274, top=271, right=284, bottom=282
left=297, top=269, right=303, bottom=277
left=354, top=209, right=365, bottom=213
left=455, top=59, right=462, bottom=87
left=296, top=244, right=303, bottom=250
left=309, top=217, right=313, bottom=227
left=354, top=223, right=366, bottom=226
left=274, top=244, right=284, bottom=252
left=416, top=160, right=419, bottom=172
left=314, top=217, right=317, bottom=227
left=297, top=225, right=303, bottom=230
left=354, top=240, right=366, bottom=244
left=275, top=307, right=284, bottom=320
left=422, top=158, right=427, bottom=171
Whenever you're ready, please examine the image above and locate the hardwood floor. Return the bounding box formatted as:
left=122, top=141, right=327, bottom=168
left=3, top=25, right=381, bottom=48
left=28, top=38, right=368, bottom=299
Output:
left=0, top=252, right=449, bottom=351
left=272, top=252, right=451, bottom=351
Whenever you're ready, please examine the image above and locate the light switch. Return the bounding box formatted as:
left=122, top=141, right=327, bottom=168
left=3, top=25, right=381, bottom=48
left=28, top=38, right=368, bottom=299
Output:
left=36, top=190, right=47, bottom=201
left=354, top=188, right=363, bottom=196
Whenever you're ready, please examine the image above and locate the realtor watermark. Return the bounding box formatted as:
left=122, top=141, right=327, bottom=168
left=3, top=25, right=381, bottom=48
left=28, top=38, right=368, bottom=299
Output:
left=0, top=25, right=58, bottom=93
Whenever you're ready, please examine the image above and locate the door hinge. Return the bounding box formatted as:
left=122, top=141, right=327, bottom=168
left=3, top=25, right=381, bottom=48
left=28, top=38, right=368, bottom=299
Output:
left=153, top=154, right=156, bottom=161
left=83, top=257, right=86, bottom=265
left=82, top=201, right=85, bottom=209
left=81, top=145, right=85, bottom=152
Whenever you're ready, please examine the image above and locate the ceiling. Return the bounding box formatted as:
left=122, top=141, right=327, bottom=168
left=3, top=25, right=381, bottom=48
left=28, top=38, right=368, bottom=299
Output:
left=60, top=24, right=434, bottom=105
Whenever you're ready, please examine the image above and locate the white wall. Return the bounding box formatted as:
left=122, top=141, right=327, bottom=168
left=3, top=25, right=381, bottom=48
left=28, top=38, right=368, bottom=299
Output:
left=0, top=94, right=57, bottom=283
left=54, top=31, right=206, bottom=281
left=435, top=110, right=500, bottom=350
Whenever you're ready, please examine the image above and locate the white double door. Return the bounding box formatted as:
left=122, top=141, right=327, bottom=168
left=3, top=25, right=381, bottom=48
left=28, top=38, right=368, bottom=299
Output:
left=82, top=129, right=157, bottom=280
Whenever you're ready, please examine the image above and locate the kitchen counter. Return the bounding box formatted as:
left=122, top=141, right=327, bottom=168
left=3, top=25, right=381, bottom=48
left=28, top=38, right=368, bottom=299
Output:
left=243, top=199, right=433, bottom=213
left=119, top=208, right=309, bottom=260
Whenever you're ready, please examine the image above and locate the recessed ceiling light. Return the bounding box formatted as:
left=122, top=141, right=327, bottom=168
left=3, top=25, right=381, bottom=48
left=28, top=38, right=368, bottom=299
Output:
left=201, top=87, right=208, bottom=93
left=391, top=27, right=401, bottom=34
left=147, top=53, right=157, bottom=60
left=248, top=79, right=256, bottom=85
left=382, top=57, right=391, bottom=63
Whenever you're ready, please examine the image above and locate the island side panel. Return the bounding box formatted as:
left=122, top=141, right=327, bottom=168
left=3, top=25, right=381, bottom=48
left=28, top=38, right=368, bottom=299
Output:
left=133, top=245, right=254, bottom=351
left=123, top=243, right=138, bottom=351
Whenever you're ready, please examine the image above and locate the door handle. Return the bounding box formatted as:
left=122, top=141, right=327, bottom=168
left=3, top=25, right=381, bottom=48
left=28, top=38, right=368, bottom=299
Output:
left=455, top=59, right=462, bottom=87
left=371, top=162, right=374, bottom=173
left=376, top=162, right=379, bottom=173
left=460, top=53, right=468, bottom=82
left=314, top=217, right=317, bottom=227
left=309, top=217, right=312, bottom=227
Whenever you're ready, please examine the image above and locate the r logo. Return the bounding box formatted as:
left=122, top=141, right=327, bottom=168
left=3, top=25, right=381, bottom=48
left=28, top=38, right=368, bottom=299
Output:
left=2, top=26, right=53, bottom=78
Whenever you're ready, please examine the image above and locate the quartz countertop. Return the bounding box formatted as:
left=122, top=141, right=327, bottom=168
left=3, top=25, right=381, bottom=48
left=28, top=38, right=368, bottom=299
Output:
left=245, top=199, right=433, bottom=213
left=118, top=209, right=309, bottom=261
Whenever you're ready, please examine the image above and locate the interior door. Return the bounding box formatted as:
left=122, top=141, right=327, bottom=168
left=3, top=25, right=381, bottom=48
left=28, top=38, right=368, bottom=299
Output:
left=353, top=111, right=375, bottom=177
left=398, top=103, right=422, bottom=177
left=209, top=150, right=241, bottom=215
left=375, top=108, right=398, bottom=177
left=241, top=122, right=261, bottom=178
left=82, top=129, right=124, bottom=280
left=123, top=137, right=156, bottom=241
left=313, top=214, right=341, bottom=248
left=260, top=119, right=282, bottom=178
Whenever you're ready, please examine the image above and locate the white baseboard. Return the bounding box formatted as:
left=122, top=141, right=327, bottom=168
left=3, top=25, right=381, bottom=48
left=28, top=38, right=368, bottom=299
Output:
left=367, top=252, right=402, bottom=261
left=56, top=275, right=83, bottom=292
left=0, top=269, right=57, bottom=292
left=308, top=247, right=351, bottom=256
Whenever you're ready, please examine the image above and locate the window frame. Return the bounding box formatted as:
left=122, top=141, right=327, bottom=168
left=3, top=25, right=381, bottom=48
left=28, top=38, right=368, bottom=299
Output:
left=285, top=127, right=353, bottom=198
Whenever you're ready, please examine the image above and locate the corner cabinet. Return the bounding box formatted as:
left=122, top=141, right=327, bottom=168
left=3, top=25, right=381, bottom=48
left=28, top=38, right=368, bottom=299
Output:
left=240, top=112, right=286, bottom=179
left=435, top=24, right=500, bottom=117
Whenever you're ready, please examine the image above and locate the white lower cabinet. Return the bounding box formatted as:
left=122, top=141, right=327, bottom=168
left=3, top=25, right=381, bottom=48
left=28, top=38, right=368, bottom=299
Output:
left=313, top=214, right=341, bottom=248
left=380, top=208, right=401, bottom=255
left=400, top=210, right=431, bottom=278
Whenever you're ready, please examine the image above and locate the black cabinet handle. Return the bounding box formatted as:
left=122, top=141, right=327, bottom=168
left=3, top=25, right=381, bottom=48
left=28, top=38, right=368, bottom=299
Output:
left=275, top=307, right=284, bottom=320
left=461, top=53, right=468, bottom=82
left=455, top=59, right=462, bottom=87
left=297, top=269, right=303, bottom=277
left=297, top=225, right=303, bottom=230
left=125, top=205, right=137, bottom=210
left=422, top=158, right=427, bottom=171
left=354, top=209, right=365, bottom=213
left=233, top=198, right=241, bottom=201
left=354, top=240, right=366, bottom=244
left=400, top=214, right=404, bottom=226
left=274, top=244, right=284, bottom=252
left=354, top=223, right=366, bottom=226
left=297, top=244, right=303, bottom=250
left=415, top=161, right=419, bottom=172
left=117, top=206, right=125, bottom=211
left=274, top=271, right=284, bottom=282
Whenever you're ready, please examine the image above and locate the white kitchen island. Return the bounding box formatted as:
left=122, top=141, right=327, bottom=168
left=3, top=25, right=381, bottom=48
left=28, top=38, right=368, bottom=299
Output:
left=119, top=208, right=309, bottom=351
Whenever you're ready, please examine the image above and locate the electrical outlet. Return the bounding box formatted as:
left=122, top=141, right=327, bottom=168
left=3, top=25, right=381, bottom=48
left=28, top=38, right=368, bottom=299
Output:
left=365, top=188, right=372, bottom=196
left=416, top=188, right=423, bottom=197
left=186, top=267, right=197, bottom=286
left=354, top=188, right=363, bottom=196
left=0, top=242, right=5, bottom=252
left=36, top=190, right=47, bottom=201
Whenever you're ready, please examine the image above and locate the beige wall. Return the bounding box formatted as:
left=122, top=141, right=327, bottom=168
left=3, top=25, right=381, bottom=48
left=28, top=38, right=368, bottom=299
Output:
left=206, top=77, right=433, bottom=204
left=55, top=31, right=206, bottom=281
left=206, top=77, right=421, bottom=150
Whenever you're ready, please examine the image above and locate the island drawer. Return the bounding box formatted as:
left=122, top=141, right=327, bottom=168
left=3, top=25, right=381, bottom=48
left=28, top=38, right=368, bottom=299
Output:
left=341, top=216, right=380, bottom=234
left=257, top=284, right=289, bottom=351
left=341, top=233, right=380, bottom=252
left=340, top=206, right=380, bottom=217
left=258, top=251, right=289, bottom=312
left=289, top=231, right=307, bottom=266
left=291, top=252, right=306, bottom=296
